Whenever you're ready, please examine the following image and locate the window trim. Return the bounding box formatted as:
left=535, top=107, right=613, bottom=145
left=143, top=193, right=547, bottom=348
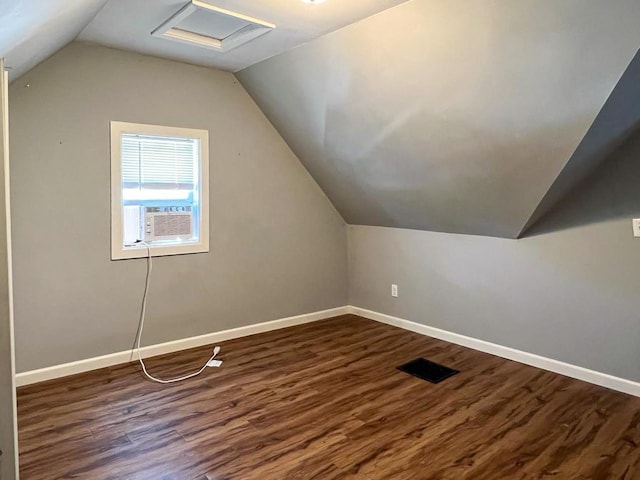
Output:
left=110, top=121, right=209, bottom=260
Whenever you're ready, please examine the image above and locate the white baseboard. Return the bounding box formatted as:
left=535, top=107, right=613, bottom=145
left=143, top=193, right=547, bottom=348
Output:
left=15, top=306, right=350, bottom=387
left=348, top=306, right=640, bottom=397
left=17, top=305, right=640, bottom=397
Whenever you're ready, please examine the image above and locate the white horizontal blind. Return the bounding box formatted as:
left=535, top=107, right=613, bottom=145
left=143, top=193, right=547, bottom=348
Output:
left=121, top=133, right=198, bottom=190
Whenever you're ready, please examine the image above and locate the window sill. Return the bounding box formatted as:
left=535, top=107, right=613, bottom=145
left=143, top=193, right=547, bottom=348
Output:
left=111, top=242, right=209, bottom=260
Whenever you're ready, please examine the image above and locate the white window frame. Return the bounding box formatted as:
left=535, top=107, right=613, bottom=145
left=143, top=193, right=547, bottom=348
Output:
left=110, top=121, right=209, bottom=260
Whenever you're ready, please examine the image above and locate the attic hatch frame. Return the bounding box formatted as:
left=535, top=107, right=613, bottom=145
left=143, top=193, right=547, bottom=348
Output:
left=151, top=0, right=275, bottom=53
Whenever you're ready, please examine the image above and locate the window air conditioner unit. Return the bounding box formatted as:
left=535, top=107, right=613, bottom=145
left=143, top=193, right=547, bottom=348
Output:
left=144, top=206, right=193, bottom=242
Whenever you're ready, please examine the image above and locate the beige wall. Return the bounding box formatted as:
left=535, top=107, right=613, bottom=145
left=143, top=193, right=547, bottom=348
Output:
left=349, top=221, right=640, bottom=381
left=9, top=42, right=348, bottom=373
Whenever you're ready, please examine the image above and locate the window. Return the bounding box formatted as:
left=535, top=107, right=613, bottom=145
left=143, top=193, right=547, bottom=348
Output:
left=110, top=121, right=209, bottom=260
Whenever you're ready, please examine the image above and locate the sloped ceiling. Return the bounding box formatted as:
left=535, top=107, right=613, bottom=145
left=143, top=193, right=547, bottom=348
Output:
left=236, top=0, right=640, bottom=238
left=525, top=120, right=640, bottom=238
left=78, top=0, right=409, bottom=73
left=521, top=48, right=640, bottom=237
left=4, top=0, right=640, bottom=239
left=1, top=0, right=409, bottom=80
left=0, top=0, right=108, bottom=80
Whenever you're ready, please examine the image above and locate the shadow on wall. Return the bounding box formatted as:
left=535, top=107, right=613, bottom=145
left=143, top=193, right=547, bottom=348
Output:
left=523, top=124, right=640, bottom=237
left=520, top=49, right=640, bottom=237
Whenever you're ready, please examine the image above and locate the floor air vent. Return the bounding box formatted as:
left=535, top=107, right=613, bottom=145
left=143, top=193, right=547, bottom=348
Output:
left=397, top=358, right=459, bottom=384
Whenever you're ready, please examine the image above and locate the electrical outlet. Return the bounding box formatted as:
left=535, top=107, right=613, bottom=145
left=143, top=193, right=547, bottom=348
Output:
left=634, top=219, right=640, bottom=238
left=391, top=284, right=398, bottom=297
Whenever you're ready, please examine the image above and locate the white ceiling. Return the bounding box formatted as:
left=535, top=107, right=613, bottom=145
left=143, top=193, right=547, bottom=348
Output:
left=0, top=0, right=407, bottom=80
left=78, top=0, right=408, bottom=72
left=1, top=0, right=108, bottom=79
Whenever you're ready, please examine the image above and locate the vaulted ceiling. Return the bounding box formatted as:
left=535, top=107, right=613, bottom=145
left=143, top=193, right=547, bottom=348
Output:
left=1, top=0, right=407, bottom=79
left=0, top=0, right=107, bottom=79
left=3, top=0, right=640, bottom=238
left=237, top=0, right=640, bottom=238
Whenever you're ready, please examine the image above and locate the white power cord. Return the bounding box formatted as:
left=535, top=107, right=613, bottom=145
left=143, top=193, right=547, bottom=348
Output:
left=135, top=241, right=221, bottom=384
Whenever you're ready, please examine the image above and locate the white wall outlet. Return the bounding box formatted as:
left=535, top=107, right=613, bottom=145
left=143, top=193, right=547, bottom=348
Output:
left=633, top=219, right=640, bottom=238
left=391, top=284, right=398, bottom=297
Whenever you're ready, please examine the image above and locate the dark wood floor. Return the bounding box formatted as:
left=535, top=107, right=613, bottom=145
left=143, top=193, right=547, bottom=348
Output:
left=17, top=315, right=640, bottom=479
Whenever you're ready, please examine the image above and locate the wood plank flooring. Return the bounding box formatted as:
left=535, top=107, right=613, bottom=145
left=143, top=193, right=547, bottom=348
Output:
left=17, top=314, right=640, bottom=479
